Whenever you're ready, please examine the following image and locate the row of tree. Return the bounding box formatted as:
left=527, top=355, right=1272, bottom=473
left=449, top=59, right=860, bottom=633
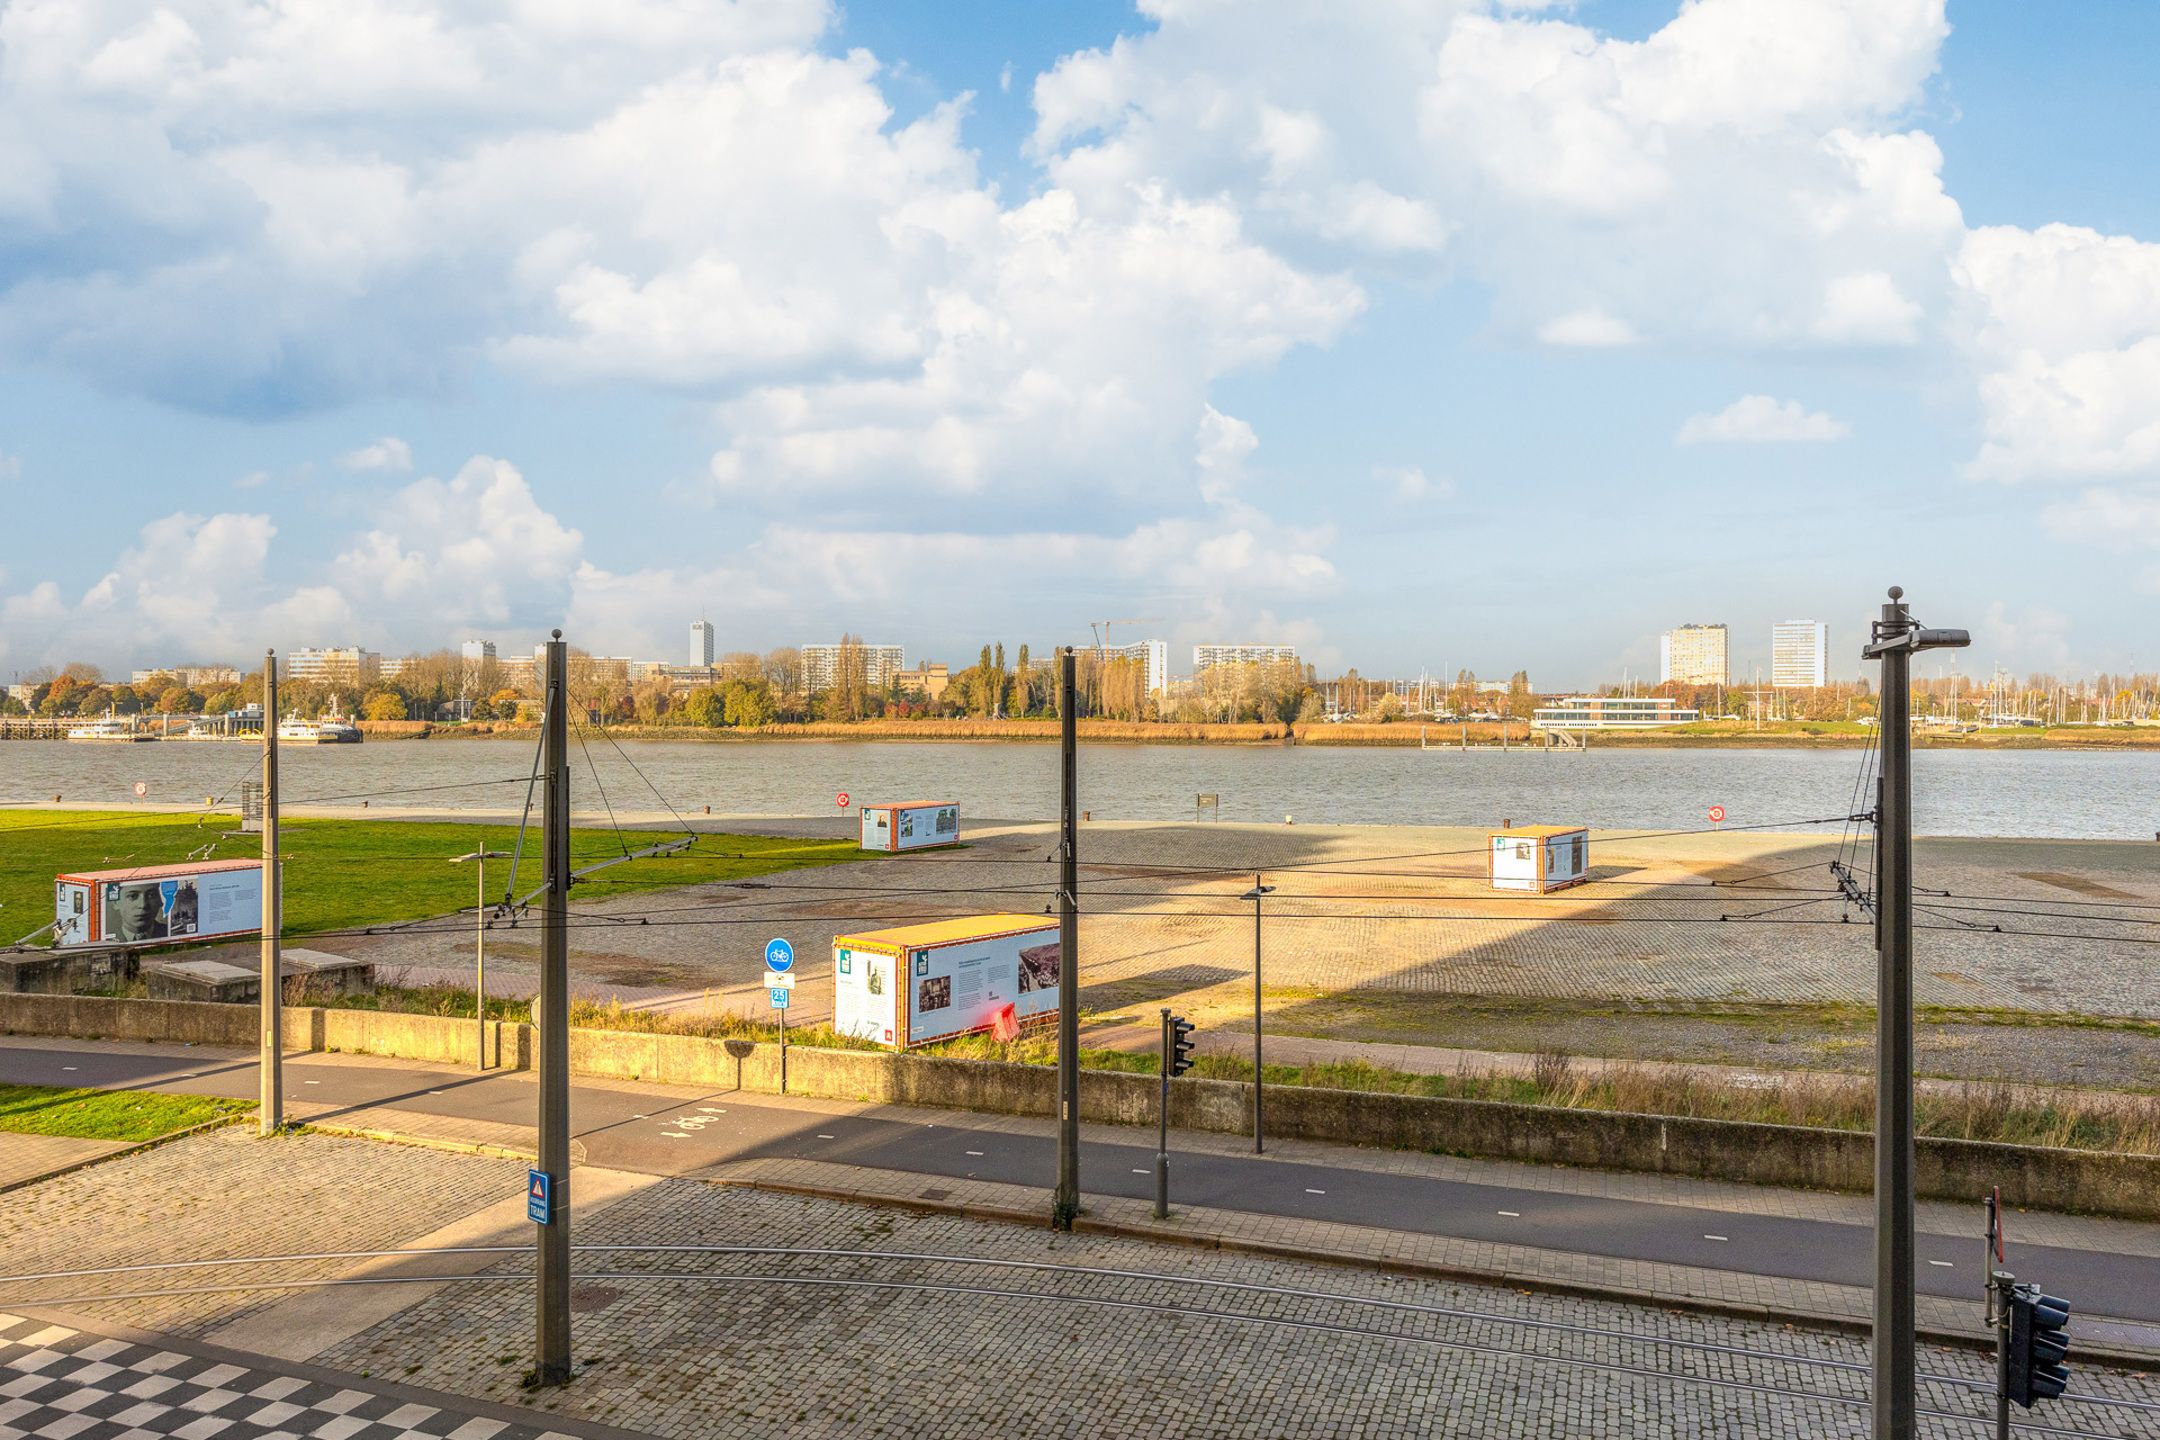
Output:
left=19, top=652, right=2157, bottom=730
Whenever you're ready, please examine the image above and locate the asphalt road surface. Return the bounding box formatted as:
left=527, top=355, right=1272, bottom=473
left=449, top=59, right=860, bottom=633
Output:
left=8, top=1038, right=2156, bottom=1325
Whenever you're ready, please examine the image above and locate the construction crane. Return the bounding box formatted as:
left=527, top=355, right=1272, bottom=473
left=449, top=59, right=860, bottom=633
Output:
left=1088, top=618, right=1164, bottom=656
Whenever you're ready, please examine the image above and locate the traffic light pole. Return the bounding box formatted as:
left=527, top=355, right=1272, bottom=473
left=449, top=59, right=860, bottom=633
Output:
left=1155, top=1008, right=1172, bottom=1220
left=1053, top=647, right=1081, bottom=1231
left=1863, top=587, right=1967, bottom=1440
left=534, top=632, right=572, bottom=1386
left=1986, top=1192, right=2012, bottom=1440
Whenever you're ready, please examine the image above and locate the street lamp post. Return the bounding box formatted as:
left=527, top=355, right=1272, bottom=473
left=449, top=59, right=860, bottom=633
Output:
left=1241, top=875, right=1275, bottom=1153
left=450, top=849, right=511, bottom=1071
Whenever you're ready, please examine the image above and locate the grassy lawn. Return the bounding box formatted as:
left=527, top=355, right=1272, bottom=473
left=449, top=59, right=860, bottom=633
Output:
left=0, top=809, right=868, bottom=941
left=0, top=1082, right=252, bottom=1142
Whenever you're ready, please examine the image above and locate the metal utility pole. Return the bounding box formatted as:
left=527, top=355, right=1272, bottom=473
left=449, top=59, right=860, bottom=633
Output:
left=450, top=849, right=510, bottom=1070
left=1053, top=647, right=1081, bottom=1230
left=258, top=650, right=282, bottom=1136
left=534, top=631, right=573, bottom=1385
left=1862, top=586, right=1968, bottom=1440
left=1242, top=875, right=1275, bottom=1152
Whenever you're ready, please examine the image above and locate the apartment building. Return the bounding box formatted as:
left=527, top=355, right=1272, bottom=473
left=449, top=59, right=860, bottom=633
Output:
left=1658, top=625, right=1728, bottom=687
left=1771, top=620, right=1829, bottom=689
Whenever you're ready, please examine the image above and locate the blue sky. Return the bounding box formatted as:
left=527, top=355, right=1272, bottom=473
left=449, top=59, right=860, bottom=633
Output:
left=3, top=0, right=2158, bottom=689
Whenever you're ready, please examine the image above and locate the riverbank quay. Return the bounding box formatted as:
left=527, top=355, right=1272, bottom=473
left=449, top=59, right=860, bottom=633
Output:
left=9, top=1034, right=2160, bottom=1384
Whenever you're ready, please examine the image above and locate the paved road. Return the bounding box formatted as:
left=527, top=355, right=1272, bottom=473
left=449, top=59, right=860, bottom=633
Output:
left=9, top=1038, right=2157, bottom=1325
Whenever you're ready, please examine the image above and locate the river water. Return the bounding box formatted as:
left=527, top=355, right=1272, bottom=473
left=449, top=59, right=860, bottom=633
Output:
left=4, top=738, right=2155, bottom=839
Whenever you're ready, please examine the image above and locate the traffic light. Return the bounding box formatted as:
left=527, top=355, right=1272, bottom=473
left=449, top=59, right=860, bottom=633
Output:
left=2007, top=1285, right=2072, bottom=1407
left=1168, top=1015, right=1198, bottom=1076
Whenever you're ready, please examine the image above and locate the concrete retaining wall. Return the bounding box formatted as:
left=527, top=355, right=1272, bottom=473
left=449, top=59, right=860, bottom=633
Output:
left=6, top=993, right=2155, bottom=1220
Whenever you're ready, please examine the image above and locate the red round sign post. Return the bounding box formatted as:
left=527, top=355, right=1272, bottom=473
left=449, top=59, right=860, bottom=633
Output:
left=133, top=781, right=148, bottom=798
left=1708, top=804, right=1726, bottom=828
left=835, top=791, right=850, bottom=809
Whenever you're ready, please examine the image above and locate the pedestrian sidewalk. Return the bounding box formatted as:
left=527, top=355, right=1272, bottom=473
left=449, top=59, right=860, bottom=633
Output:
left=12, top=1035, right=2160, bottom=1368
left=1, top=1296, right=653, bottom=1440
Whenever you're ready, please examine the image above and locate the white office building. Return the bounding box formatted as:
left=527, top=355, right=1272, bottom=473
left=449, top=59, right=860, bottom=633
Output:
left=1771, top=621, right=1829, bottom=689
left=1103, top=639, right=1169, bottom=695
left=282, top=647, right=381, bottom=684
left=1534, top=696, right=1703, bottom=730
left=800, top=643, right=905, bottom=691
left=1658, top=625, right=1729, bottom=687
left=460, top=639, right=495, bottom=663
left=1193, top=643, right=1299, bottom=675
left=691, top=619, right=715, bottom=668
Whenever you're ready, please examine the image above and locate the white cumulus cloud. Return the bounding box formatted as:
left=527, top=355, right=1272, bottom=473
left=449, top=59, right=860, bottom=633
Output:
left=339, top=436, right=413, bottom=472
left=1676, top=396, right=1850, bottom=445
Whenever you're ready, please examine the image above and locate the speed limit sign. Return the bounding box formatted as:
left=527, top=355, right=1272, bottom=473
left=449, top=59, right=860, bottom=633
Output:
left=835, top=791, right=850, bottom=808
left=1708, top=805, right=1726, bottom=826
left=133, top=781, right=148, bottom=798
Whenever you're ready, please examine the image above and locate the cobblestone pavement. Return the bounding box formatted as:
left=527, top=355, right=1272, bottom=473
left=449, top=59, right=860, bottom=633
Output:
left=342, top=821, right=2160, bottom=1020
left=323, top=1179, right=2160, bottom=1439
left=8, top=1130, right=2160, bottom=1438
left=0, top=1128, right=526, bottom=1340
left=0, top=1313, right=609, bottom=1440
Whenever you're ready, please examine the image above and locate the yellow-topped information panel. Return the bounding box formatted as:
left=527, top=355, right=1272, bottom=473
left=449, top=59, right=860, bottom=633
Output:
left=832, top=913, right=1060, bottom=1049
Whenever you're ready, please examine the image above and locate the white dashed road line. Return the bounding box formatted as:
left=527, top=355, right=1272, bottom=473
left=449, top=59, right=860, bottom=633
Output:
left=1929, top=1260, right=1955, bottom=1268
left=1704, top=1234, right=1729, bottom=1242
left=1304, top=1189, right=1326, bottom=1195
left=965, top=1150, right=985, bottom=1157
left=1496, top=1210, right=1520, bottom=1217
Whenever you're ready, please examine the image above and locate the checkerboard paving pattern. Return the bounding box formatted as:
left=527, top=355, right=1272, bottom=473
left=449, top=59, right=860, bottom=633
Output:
left=0, top=1315, right=585, bottom=1440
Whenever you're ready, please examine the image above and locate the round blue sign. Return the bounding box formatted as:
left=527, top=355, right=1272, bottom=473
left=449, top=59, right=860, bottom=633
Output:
left=764, top=937, right=795, bottom=973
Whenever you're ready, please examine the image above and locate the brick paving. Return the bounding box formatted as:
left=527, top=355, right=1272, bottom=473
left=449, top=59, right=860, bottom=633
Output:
left=6, top=1129, right=2160, bottom=1437
left=321, top=1177, right=2160, bottom=1439
left=0, top=1128, right=526, bottom=1339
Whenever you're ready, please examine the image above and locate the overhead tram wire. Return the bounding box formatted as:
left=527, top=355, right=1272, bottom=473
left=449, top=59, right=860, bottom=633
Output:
left=571, top=722, right=631, bottom=860
left=593, top=725, right=702, bottom=847
left=283, top=906, right=1953, bottom=945
left=502, top=714, right=552, bottom=911
left=904, top=812, right=1872, bottom=880
left=281, top=775, right=536, bottom=806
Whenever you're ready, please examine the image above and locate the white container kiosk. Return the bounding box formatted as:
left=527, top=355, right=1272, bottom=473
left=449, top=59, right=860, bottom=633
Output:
left=1488, top=826, right=1589, bottom=894
left=831, top=914, right=1060, bottom=1049
left=859, top=800, right=961, bottom=852
left=53, top=859, right=266, bottom=947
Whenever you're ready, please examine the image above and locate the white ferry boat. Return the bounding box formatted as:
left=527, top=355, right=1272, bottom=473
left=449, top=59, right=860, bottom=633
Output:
left=276, top=716, right=362, bottom=745
left=65, top=717, right=156, bottom=743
